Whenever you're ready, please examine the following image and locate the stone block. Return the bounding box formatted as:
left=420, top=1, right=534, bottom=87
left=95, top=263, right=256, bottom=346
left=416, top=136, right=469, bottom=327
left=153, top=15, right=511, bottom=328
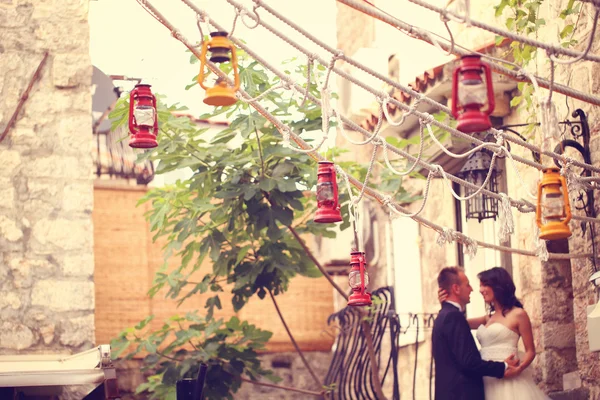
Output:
left=0, top=150, right=21, bottom=177
left=57, top=115, right=93, bottom=154
left=62, top=181, right=93, bottom=213
left=563, top=371, right=582, bottom=390
left=542, top=321, right=576, bottom=349
left=9, top=126, right=42, bottom=148
left=23, top=199, right=58, bottom=222
left=52, top=53, right=91, bottom=88
left=22, top=154, right=85, bottom=179
left=31, top=280, right=94, bottom=311
left=549, top=388, right=590, bottom=400
left=26, top=178, right=62, bottom=202
left=59, top=314, right=94, bottom=346
left=0, top=215, right=23, bottom=242
left=35, top=21, right=89, bottom=53
left=0, top=2, right=33, bottom=28
left=32, top=0, right=88, bottom=21
left=0, top=292, right=21, bottom=310
left=9, top=256, right=55, bottom=286
left=31, top=217, right=92, bottom=252
left=39, top=323, right=55, bottom=345
left=0, top=322, right=35, bottom=350
left=62, top=253, right=94, bottom=277
left=542, top=289, right=574, bottom=322
left=0, top=178, right=15, bottom=210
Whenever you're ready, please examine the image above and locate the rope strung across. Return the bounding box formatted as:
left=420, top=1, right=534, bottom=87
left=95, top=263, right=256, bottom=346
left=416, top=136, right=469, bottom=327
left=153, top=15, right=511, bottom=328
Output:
left=136, top=0, right=596, bottom=260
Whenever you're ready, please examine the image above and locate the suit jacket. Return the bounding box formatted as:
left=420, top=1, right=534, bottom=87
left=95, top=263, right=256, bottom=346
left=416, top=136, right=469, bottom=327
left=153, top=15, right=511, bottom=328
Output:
left=432, top=302, right=505, bottom=400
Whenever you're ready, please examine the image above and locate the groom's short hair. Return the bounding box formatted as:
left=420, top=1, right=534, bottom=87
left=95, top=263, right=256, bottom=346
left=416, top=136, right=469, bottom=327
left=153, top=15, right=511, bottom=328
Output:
left=438, top=266, right=462, bottom=292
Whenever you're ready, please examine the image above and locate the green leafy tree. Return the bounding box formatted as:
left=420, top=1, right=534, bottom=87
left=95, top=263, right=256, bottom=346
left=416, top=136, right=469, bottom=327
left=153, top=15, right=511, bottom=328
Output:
left=109, top=49, right=415, bottom=399
left=493, top=0, right=582, bottom=136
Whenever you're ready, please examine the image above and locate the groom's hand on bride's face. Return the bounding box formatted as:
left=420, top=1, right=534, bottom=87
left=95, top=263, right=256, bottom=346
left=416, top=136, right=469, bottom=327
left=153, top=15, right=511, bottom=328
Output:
left=438, top=288, right=448, bottom=304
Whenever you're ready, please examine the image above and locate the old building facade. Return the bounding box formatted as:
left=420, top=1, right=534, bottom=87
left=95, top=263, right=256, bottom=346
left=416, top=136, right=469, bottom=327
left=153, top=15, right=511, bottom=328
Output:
left=334, top=0, right=600, bottom=398
left=0, top=0, right=95, bottom=354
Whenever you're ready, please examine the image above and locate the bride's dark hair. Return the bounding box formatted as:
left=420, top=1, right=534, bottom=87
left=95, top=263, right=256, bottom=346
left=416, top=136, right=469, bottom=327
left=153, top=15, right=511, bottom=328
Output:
left=477, top=267, right=523, bottom=316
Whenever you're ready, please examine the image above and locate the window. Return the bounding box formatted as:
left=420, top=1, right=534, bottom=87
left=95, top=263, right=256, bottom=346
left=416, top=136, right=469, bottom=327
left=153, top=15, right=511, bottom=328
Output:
left=387, top=217, right=424, bottom=346
left=456, top=157, right=513, bottom=318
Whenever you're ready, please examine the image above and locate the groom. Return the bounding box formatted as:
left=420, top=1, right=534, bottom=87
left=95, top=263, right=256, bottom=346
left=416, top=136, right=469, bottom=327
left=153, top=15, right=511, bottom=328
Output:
left=432, top=267, right=518, bottom=400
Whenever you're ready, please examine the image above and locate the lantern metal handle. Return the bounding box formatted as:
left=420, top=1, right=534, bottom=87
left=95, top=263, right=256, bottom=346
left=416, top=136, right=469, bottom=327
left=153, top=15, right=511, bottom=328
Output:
left=198, top=40, right=240, bottom=92
left=198, top=40, right=211, bottom=91
left=128, top=86, right=138, bottom=135
left=481, top=61, right=495, bottom=115
left=330, top=164, right=340, bottom=213
left=560, top=174, right=573, bottom=224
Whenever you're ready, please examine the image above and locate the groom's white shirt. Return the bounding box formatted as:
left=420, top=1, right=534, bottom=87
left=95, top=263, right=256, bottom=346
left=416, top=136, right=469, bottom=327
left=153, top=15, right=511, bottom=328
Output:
left=445, top=300, right=508, bottom=372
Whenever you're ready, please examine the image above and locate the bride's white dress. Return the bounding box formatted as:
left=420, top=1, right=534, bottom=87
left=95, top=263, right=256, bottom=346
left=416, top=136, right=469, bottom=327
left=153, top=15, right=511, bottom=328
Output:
left=476, top=323, right=550, bottom=399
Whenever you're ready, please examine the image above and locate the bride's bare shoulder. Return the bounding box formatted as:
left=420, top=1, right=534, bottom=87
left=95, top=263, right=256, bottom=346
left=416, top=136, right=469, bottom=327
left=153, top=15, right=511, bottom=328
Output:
left=510, top=307, right=529, bottom=320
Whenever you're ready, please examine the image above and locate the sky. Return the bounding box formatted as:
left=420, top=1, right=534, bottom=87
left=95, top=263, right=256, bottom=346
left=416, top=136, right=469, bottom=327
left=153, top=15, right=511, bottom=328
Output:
left=89, top=0, right=338, bottom=117
left=89, top=0, right=452, bottom=119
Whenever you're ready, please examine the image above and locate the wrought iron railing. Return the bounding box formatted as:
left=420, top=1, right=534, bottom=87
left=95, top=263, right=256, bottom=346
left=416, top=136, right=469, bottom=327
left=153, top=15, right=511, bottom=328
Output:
left=93, top=126, right=154, bottom=185
left=324, top=287, right=438, bottom=400
left=324, top=287, right=401, bottom=399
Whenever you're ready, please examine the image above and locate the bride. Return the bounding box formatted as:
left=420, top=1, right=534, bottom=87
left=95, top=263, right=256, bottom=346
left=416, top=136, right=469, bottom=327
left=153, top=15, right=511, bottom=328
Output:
left=440, top=267, right=549, bottom=399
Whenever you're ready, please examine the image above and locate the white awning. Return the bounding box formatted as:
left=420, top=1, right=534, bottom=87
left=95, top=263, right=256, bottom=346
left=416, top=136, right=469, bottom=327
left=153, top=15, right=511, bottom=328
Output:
left=0, top=345, right=111, bottom=388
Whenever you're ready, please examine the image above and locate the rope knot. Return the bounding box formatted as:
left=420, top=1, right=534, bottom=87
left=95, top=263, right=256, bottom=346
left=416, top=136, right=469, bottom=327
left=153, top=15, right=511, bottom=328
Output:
left=382, top=195, right=393, bottom=207
left=431, top=164, right=444, bottom=178
left=281, top=77, right=295, bottom=90
left=516, top=199, right=536, bottom=213
left=419, top=112, right=435, bottom=125
left=171, top=29, right=183, bottom=40
left=436, top=228, right=455, bottom=247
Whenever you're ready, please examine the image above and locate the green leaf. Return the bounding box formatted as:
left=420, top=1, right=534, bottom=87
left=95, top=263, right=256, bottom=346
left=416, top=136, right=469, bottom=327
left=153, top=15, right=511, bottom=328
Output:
left=236, top=245, right=253, bottom=264
left=560, top=24, right=574, bottom=39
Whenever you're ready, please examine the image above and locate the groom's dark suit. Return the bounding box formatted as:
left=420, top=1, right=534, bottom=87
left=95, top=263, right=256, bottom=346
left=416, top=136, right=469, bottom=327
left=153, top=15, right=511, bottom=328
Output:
left=432, top=302, right=506, bottom=400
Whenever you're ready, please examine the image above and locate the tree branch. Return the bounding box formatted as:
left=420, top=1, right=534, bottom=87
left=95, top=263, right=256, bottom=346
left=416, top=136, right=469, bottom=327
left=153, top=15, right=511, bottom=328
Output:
left=286, top=225, right=348, bottom=300
left=268, top=290, right=323, bottom=392
left=240, top=377, right=324, bottom=397
left=254, top=123, right=266, bottom=178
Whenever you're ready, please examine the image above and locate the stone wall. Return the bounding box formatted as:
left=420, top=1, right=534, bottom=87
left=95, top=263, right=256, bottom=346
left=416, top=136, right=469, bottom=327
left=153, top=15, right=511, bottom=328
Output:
left=0, top=0, right=94, bottom=353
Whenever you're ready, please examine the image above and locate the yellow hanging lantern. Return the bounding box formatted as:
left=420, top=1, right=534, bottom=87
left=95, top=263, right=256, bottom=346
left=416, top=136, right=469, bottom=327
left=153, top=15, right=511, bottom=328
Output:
left=198, top=31, right=240, bottom=107
left=536, top=167, right=572, bottom=240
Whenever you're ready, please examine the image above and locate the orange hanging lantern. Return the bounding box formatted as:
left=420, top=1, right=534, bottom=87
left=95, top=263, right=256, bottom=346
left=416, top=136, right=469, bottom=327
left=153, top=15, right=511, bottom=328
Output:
left=198, top=32, right=240, bottom=107
left=536, top=167, right=572, bottom=240
left=314, top=161, right=343, bottom=223
left=348, top=251, right=372, bottom=307
left=128, top=84, right=158, bottom=149
left=451, top=54, right=495, bottom=134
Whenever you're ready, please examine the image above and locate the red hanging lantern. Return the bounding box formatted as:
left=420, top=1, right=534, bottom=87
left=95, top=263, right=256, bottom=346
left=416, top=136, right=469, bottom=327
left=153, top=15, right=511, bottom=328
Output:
left=451, top=54, right=495, bottom=134
left=314, top=161, right=342, bottom=223
left=348, top=251, right=372, bottom=307
left=128, top=84, right=158, bottom=149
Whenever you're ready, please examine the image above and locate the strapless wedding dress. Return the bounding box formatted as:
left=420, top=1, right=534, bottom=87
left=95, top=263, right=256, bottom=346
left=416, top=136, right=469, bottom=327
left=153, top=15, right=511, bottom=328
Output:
left=476, top=323, right=550, bottom=399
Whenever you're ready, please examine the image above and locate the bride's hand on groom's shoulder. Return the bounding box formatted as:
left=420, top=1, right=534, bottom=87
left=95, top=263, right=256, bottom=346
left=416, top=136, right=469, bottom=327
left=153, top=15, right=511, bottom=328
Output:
left=437, top=288, right=448, bottom=304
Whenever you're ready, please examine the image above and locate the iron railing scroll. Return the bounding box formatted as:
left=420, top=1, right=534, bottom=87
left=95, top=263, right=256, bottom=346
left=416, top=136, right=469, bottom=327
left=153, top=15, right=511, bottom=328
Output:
left=324, top=286, right=401, bottom=400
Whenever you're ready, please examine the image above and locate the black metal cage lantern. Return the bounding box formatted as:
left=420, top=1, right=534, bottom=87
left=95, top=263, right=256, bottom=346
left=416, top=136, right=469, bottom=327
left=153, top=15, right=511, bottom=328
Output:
left=458, top=149, right=499, bottom=222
